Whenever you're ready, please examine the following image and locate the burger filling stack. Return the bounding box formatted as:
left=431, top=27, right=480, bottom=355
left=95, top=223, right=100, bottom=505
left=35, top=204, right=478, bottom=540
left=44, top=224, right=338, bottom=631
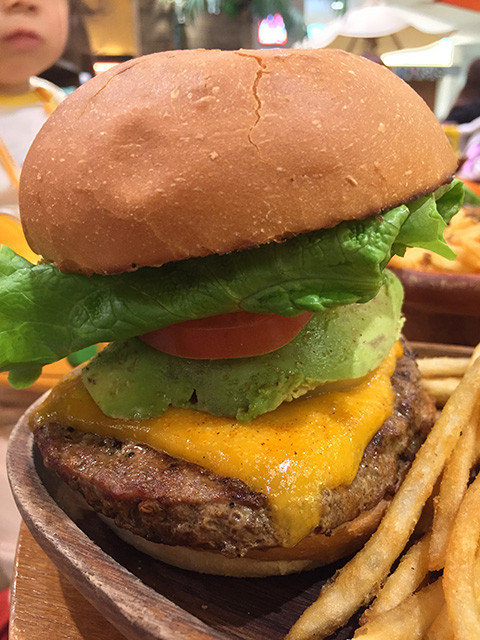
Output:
left=0, top=48, right=464, bottom=576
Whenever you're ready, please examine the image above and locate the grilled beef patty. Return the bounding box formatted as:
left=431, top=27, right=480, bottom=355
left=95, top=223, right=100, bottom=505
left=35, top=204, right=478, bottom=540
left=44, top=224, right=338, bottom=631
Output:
left=33, top=343, right=435, bottom=557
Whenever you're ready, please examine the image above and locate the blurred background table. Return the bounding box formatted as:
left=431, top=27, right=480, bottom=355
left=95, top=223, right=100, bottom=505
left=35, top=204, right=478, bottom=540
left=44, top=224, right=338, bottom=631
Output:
left=0, top=387, right=43, bottom=591
left=9, top=523, right=125, bottom=640
left=0, top=361, right=79, bottom=588
left=0, top=376, right=124, bottom=638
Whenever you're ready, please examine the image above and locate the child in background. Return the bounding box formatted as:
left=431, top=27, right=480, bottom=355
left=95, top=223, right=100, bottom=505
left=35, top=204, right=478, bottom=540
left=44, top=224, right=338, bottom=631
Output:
left=0, top=0, right=69, bottom=593
left=0, top=0, right=69, bottom=218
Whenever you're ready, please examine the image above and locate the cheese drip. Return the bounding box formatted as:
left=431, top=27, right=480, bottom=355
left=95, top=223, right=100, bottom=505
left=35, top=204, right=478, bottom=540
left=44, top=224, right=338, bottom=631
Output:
left=31, top=342, right=402, bottom=546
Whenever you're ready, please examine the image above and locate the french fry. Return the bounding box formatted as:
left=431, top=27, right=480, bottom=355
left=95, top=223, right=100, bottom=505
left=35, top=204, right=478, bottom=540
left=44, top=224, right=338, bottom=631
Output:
left=352, top=579, right=444, bottom=639
left=418, top=357, right=470, bottom=379
left=428, top=404, right=480, bottom=571
left=421, top=377, right=460, bottom=407
left=360, top=534, right=431, bottom=623
left=471, top=342, right=480, bottom=364
left=443, top=471, right=480, bottom=640
left=418, top=356, right=477, bottom=406
left=286, top=355, right=480, bottom=640
left=425, top=604, right=453, bottom=640
left=428, top=529, right=480, bottom=639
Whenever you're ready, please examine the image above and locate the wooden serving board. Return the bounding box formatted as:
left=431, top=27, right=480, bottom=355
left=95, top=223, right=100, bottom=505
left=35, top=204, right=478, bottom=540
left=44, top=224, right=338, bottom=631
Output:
left=10, top=523, right=125, bottom=640
left=7, top=343, right=473, bottom=640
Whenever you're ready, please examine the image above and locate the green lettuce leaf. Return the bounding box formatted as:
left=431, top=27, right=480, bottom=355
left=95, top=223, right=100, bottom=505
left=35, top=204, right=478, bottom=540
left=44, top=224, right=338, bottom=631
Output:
left=0, top=181, right=463, bottom=387
left=391, top=179, right=464, bottom=259
left=82, top=271, right=404, bottom=421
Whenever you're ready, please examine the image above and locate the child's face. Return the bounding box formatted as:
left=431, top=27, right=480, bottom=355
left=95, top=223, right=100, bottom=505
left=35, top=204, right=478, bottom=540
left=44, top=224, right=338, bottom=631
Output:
left=0, top=0, right=69, bottom=94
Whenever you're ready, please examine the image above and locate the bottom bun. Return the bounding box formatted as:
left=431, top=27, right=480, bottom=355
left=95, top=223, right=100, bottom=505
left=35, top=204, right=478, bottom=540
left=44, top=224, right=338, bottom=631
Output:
left=101, top=499, right=389, bottom=577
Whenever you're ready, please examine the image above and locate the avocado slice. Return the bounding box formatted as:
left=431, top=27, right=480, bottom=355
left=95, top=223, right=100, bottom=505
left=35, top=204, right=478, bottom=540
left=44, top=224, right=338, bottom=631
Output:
left=82, top=270, right=403, bottom=422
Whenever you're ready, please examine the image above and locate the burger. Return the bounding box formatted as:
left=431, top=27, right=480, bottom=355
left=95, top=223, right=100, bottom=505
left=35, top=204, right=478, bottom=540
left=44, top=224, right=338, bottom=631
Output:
left=2, top=48, right=463, bottom=577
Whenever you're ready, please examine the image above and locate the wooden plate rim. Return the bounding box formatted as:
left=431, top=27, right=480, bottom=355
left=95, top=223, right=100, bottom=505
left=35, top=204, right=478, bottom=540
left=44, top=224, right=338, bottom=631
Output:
left=7, top=394, right=228, bottom=640
left=6, top=341, right=473, bottom=640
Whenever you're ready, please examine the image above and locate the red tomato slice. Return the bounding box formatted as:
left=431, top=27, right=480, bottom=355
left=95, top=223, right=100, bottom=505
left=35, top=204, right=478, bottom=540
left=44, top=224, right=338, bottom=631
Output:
left=139, top=311, right=313, bottom=359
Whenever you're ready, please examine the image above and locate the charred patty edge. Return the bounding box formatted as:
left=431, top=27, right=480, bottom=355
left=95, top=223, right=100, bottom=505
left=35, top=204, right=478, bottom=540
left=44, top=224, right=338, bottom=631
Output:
left=33, top=342, right=436, bottom=558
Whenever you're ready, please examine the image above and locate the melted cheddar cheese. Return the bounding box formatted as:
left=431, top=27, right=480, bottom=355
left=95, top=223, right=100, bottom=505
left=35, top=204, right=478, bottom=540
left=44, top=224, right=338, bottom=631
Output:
left=31, top=341, right=402, bottom=546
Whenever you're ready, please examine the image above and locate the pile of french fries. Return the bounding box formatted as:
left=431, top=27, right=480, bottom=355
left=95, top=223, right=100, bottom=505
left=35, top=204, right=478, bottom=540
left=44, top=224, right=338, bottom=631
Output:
left=286, top=344, right=480, bottom=640
left=419, top=356, right=472, bottom=407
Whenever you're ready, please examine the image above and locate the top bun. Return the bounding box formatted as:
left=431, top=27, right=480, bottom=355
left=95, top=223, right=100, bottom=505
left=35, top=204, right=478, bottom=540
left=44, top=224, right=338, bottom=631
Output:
left=19, top=48, right=457, bottom=275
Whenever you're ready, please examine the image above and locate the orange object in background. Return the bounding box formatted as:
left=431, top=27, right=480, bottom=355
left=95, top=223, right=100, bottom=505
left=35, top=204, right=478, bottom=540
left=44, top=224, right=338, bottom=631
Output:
left=437, top=1, right=480, bottom=10
left=0, top=214, right=74, bottom=389
left=0, top=213, right=38, bottom=263
left=461, top=178, right=480, bottom=199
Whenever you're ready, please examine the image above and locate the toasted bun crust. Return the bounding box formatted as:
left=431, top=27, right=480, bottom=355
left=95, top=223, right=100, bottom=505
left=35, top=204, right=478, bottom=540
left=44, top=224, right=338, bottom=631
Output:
left=102, top=499, right=388, bottom=577
left=20, top=48, right=457, bottom=275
